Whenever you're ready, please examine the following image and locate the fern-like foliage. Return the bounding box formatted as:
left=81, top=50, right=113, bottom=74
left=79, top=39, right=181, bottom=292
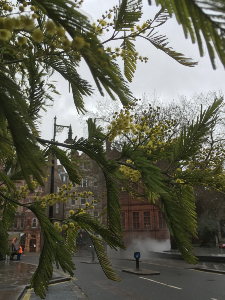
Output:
left=147, top=31, right=198, bottom=66
left=0, top=65, right=45, bottom=189
left=118, top=99, right=223, bottom=263
left=160, top=185, right=198, bottom=264
left=25, top=52, right=57, bottom=121
left=69, top=139, right=122, bottom=239
left=0, top=172, right=16, bottom=191
left=170, top=98, right=222, bottom=167
left=87, top=118, right=105, bottom=140
left=148, top=0, right=225, bottom=69
left=121, top=37, right=137, bottom=82
left=65, top=227, right=78, bottom=256
left=43, top=56, right=93, bottom=113
left=73, top=212, right=125, bottom=281
left=120, top=148, right=198, bottom=263
left=29, top=202, right=75, bottom=299
left=83, top=56, right=134, bottom=107
left=115, top=0, right=143, bottom=31
left=39, top=136, right=123, bottom=240
left=144, top=8, right=198, bottom=67
left=90, top=234, right=121, bottom=281
left=0, top=192, right=18, bottom=258
left=33, top=0, right=92, bottom=35
left=45, top=145, right=81, bottom=185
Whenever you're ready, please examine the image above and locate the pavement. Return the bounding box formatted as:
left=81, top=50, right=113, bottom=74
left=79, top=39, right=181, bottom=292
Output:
left=0, top=257, right=87, bottom=300
left=0, top=248, right=225, bottom=300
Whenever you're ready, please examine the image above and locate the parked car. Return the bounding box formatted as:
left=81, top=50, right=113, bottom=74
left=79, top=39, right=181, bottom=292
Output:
left=219, top=244, right=225, bottom=249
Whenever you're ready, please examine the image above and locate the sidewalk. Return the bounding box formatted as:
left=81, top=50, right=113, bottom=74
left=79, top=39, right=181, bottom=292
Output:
left=0, top=259, right=87, bottom=300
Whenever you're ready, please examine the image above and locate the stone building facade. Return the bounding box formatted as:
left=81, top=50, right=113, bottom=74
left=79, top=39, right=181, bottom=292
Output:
left=64, top=151, right=105, bottom=249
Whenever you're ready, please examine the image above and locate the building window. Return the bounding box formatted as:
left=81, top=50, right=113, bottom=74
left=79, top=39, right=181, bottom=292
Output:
left=20, top=219, right=24, bottom=228
left=35, top=186, right=39, bottom=192
left=93, top=178, right=97, bottom=187
left=144, top=212, right=151, bottom=229
left=71, top=199, right=75, bottom=206
left=56, top=203, right=59, bottom=213
left=121, top=212, right=125, bottom=229
left=60, top=174, right=66, bottom=182
left=81, top=198, right=86, bottom=205
left=19, top=200, right=23, bottom=214
left=57, top=186, right=59, bottom=193
left=133, top=212, right=140, bottom=229
left=32, top=218, right=37, bottom=228
left=14, top=219, right=17, bottom=228
left=81, top=178, right=88, bottom=187
left=158, top=211, right=167, bottom=229
left=80, top=163, right=83, bottom=169
left=94, top=212, right=98, bottom=218
left=83, top=164, right=86, bottom=170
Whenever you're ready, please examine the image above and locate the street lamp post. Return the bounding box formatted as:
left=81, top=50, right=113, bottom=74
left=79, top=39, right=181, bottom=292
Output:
left=49, top=116, right=73, bottom=222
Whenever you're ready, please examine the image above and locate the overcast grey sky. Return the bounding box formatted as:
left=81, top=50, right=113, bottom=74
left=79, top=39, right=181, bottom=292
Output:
left=40, top=0, right=225, bottom=143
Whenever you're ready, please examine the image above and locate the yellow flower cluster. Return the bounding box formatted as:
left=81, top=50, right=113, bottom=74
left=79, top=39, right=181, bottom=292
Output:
left=119, top=164, right=141, bottom=182
left=54, top=221, right=70, bottom=233
left=107, top=110, right=132, bottom=141
left=107, top=105, right=177, bottom=157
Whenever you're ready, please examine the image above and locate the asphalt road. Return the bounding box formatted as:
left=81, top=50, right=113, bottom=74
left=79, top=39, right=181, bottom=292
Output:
left=71, top=256, right=225, bottom=300
left=21, top=253, right=225, bottom=300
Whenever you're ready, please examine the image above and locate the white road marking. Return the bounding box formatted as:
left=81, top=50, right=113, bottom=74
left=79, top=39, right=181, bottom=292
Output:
left=139, top=277, right=182, bottom=290
left=211, top=298, right=218, bottom=300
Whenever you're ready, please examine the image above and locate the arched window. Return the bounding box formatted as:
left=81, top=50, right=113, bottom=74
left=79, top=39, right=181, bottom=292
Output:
left=32, top=218, right=37, bottom=228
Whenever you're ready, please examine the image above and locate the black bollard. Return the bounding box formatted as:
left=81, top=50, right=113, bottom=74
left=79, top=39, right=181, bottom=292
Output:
left=134, top=252, right=140, bottom=270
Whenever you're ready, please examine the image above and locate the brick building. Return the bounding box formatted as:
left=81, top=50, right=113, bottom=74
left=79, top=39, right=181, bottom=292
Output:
left=69, top=143, right=170, bottom=249
left=120, top=193, right=169, bottom=247
left=9, top=158, right=68, bottom=253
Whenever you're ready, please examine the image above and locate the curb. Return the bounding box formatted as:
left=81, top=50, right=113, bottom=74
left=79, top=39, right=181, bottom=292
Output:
left=187, top=267, right=225, bottom=275
left=18, top=279, right=88, bottom=300
left=122, top=268, right=160, bottom=275
left=17, top=277, right=71, bottom=300
left=149, top=251, right=225, bottom=263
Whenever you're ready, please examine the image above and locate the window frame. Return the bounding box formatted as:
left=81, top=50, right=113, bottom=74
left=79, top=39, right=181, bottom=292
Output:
left=55, top=203, right=59, bottom=213
left=20, top=219, right=24, bottom=229
left=81, top=198, right=86, bottom=205
left=81, top=178, right=88, bottom=187
left=93, top=178, right=98, bottom=187
left=133, top=212, right=140, bottom=230
left=144, top=211, right=151, bottom=230
left=14, top=219, right=17, bottom=229
left=158, top=211, right=167, bottom=229
left=32, top=218, right=37, bottom=228
left=121, top=212, right=125, bottom=230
